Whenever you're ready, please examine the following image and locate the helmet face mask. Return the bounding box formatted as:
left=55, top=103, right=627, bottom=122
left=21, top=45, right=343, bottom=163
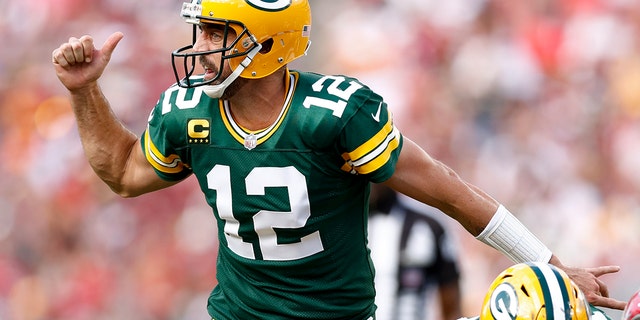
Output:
left=171, top=19, right=256, bottom=89
left=480, top=262, right=591, bottom=320
left=171, top=0, right=312, bottom=97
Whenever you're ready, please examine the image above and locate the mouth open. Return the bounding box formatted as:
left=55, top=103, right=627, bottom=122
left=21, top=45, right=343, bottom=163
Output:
left=199, top=55, right=218, bottom=80
left=203, top=67, right=217, bottom=80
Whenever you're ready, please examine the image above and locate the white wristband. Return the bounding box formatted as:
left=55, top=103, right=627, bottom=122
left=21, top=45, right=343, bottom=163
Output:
left=475, top=205, right=552, bottom=263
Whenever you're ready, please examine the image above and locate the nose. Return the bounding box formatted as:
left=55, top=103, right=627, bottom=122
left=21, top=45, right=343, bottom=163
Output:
left=193, top=33, right=209, bottom=52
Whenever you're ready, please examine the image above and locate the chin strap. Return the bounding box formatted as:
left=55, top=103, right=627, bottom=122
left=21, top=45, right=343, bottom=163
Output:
left=203, top=43, right=263, bottom=98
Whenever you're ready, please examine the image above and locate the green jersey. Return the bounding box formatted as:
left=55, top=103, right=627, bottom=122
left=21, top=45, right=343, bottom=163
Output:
left=142, top=70, right=403, bottom=319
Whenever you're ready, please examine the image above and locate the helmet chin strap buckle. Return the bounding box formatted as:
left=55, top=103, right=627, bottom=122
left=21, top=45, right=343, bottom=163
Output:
left=203, top=43, right=263, bottom=98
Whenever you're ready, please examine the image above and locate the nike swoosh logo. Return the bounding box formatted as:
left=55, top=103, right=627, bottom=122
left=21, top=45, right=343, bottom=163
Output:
left=371, top=102, right=383, bottom=122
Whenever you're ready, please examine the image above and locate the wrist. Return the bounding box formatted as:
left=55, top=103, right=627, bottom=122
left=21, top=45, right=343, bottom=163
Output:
left=476, top=205, right=552, bottom=263
left=69, top=81, right=101, bottom=96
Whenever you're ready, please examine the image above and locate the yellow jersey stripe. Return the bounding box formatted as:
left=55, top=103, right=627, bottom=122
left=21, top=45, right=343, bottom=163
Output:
left=346, top=109, right=394, bottom=161
left=349, top=125, right=401, bottom=175
left=341, top=109, right=400, bottom=174
left=219, top=100, right=244, bottom=143
left=221, top=71, right=297, bottom=146
left=144, top=129, right=185, bottom=174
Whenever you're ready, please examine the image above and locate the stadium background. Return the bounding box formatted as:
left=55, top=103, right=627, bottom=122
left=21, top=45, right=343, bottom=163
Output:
left=1, top=0, right=639, bottom=318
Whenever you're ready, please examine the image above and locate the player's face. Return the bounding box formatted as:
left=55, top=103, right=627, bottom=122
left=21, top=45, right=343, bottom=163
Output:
left=194, top=22, right=237, bottom=84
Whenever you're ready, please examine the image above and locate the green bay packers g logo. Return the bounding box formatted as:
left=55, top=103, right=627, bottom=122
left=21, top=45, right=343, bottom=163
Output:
left=245, top=0, right=291, bottom=11
left=489, top=283, right=518, bottom=320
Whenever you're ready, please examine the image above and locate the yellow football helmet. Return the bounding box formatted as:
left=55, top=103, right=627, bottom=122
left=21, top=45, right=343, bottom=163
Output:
left=480, top=262, right=591, bottom=320
left=172, top=0, right=311, bottom=97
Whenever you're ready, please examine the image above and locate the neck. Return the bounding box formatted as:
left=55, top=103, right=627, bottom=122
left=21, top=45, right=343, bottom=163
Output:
left=226, top=68, right=288, bottom=131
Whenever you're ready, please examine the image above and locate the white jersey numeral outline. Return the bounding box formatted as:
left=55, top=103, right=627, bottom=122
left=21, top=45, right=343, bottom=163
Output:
left=208, top=165, right=324, bottom=261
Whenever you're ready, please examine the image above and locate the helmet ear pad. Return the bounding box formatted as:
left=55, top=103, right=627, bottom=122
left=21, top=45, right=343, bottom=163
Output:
left=259, top=38, right=274, bottom=54
left=231, top=31, right=309, bottom=79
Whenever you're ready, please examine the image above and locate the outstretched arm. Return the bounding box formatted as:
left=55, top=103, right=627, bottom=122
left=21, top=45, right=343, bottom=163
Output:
left=383, top=137, right=626, bottom=310
left=52, top=32, right=176, bottom=197
left=383, top=137, right=498, bottom=235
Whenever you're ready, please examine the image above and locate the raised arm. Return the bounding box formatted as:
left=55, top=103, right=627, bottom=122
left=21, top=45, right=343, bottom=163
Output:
left=52, top=32, right=177, bottom=197
left=383, top=137, right=626, bottom=310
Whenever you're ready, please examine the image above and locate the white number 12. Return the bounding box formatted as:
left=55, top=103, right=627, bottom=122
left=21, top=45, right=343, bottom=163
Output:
left=302, top=75, right=363, bottom=118
left=207, top=165, right=324, bottom=261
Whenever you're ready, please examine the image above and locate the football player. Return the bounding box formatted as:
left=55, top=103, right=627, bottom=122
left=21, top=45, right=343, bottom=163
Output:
left=51, top=0, right=625, bottom=318
left=460, top=262, right=611, bottom=320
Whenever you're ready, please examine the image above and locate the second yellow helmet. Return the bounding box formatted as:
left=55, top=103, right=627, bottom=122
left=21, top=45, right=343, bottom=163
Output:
left=480, top=262, right=591, bottom=320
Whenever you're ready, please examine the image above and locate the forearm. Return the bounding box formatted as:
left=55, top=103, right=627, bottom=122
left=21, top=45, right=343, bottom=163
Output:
left=437, top=174, right=499, bottom=236
left=384, top=138, right=499, bottom=235
left=69, top=82, right=139, bottom=193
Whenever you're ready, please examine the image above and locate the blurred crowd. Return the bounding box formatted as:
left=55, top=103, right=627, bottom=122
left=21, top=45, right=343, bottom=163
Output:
left=1, top=0, right=640, bottom=319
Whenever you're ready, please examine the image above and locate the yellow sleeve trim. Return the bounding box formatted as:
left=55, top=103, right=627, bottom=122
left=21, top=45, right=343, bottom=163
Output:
left=355, top=128, right=400, bottom=174
left=348, top=109, right=394, bottom=161
left=143, top=129, right=185, bottom=174
left=342, top=111, right=401, bottom=175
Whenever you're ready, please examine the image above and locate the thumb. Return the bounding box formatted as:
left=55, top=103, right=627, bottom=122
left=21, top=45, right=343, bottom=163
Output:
left=101, top=32, right=124, bottom=61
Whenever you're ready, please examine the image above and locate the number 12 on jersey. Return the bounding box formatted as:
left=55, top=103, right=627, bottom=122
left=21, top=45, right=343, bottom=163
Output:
left=207, top=165, right=324, bottom=261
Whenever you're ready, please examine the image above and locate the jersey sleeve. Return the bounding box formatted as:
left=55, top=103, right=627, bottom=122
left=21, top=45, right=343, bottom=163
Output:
left=140, top=89, right=193, bottom=181
left=338, top=87, right=403, bottom=183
